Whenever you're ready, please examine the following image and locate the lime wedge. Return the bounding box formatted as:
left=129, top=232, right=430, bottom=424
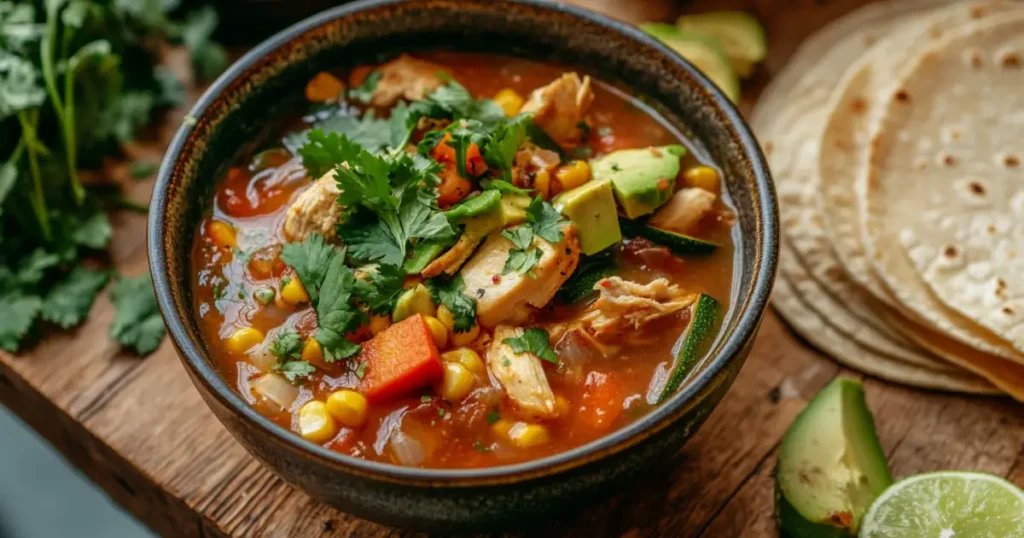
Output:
left=860, top=471, right=1024, bottom=538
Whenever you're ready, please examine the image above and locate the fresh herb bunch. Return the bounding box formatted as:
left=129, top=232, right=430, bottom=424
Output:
left=0, top=0, right=226, bottom=354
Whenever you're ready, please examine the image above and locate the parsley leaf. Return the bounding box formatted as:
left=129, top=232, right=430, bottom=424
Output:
left=280, top=233, right=335, bottom=304
left=503, top=327, right=558, bottom=363
left=270, top=327, right=303, bottom=361
left=426, top=275, right=477, bottom=332
left=526, top=196, right=565, bottom=243
left=40, top=266, right=110, bottom=328
left=276, top=360, right=316, bottom=383
left=109, top=274, right=166, bottom=356
left=314, top=253, right=365, bottom=362
left=348, top=70, right=381, bottom=104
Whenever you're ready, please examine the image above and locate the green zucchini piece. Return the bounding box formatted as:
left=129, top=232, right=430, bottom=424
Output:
left=556, top=253, right=617, bottom=304
left=444, top=189, right=502, bottom=223
left=775, top=378, right=893, bottom=537
left=619, top=218, right=718, bottom=256
left=676, top=11, right=767, bottom=78
left=640, top=24, right=741, bottom=102
left=657, top=293, right=721, bottom=403
left=403, top=241, right=447, bottom=274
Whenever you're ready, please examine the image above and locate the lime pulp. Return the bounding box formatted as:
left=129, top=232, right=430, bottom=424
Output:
left=860, top=471, right=1024, bottom=538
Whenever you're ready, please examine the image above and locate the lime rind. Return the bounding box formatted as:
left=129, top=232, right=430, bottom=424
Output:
left=860, top=471, right=1024, bottom=538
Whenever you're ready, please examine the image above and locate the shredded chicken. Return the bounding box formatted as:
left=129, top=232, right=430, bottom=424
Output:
left=648, top=187, right=717, bottom=235
left=510, top=142, right=561, bottom=192
left=284, top=170, right=341, bottom=241
left=370, top=54, right=446, bottom=107
left=520, top=73, right=595, bottom=149
left=582, top=277, right=697, bottom=340
left=486, top=325, right=558, bottom=419
left=460, top=223, right=581, bottom=328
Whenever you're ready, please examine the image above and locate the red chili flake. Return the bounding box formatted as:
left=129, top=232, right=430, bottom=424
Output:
left=656, top=178, right=670, bottom=191
left=599, top=279, right=612, bottom=288
left=492, top=274, right=501, bottom=285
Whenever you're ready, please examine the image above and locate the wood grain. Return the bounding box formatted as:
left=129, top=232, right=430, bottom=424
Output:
left=1, top=1, right=1021, bottom=537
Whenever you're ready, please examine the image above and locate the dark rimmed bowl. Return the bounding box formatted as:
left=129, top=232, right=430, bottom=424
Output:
left=148, top=0, right=778, bottom=531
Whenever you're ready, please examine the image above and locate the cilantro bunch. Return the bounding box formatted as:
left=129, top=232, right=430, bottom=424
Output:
left=0, top=0, right=225, bottom=354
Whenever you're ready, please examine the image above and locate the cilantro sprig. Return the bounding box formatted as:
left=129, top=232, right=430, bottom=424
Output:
left=501, top=226, right=541, bottom=277
left=269, top=328, right=314, bottom=383
left=503, top=328, right=558, bottom=364
left=426, top=275, right=478, bottom=332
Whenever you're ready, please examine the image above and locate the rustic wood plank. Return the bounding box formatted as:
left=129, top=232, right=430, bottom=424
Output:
left=2, top=2, right=1022, bottom=538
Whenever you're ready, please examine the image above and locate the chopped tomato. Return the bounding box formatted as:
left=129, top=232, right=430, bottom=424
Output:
left=436, top=165, right=474, bottom=207
left=358, top=315, right=444, bottom=403
left=575, top=371, right=624, bottom=433
left=217, top=166, right=297, bottom=218
left=431, top=133, right=487, bottom=177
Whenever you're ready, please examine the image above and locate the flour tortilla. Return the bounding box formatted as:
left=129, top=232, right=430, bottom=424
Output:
left=863, top=12, right=1024, bottom=361
left=773, top=274, right=998, bottom=394
left=817, top=1, right=1014, bottom=307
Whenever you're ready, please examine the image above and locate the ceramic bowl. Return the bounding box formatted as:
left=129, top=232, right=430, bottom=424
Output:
left=149, top=0, right=778, bottom=531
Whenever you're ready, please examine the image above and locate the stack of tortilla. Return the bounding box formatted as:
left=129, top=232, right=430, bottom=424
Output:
left=753, top=0, right=1024, bottom=401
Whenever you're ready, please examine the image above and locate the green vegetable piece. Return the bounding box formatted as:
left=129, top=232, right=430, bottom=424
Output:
left=775, top=377, right=893, bottom=537
left=592, top=145, right=685, bottom=219
left=619, top=218, right=718, bottom=256
left=552, top=179, right=621, bottom=255
left=556, top=253, right=617, bottom=304
left=253, top=286, right=276, bottom=306
left=657, top=293, right=720, bottom=403
left=403, top=241, right=447, bottom=274
left=675, top=11, right=767, bottom=78
left=392, top=283, right=435, bottom=323
left=640, top=24, right=741, bottom=102
left=502, top=327, right=558, bottom=364
left=444, top=190, right=502, bottom=223
left=499, top=193, right=531, bottom=226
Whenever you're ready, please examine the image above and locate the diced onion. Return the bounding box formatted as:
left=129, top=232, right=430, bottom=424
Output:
left=252, top=373, right=299, bottom=410
left=387, top=431, right=427, bottom=467
left=246, top=342, right=277, bottom=372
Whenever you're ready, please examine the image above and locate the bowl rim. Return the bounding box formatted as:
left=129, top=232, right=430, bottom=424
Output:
left=149, top=0, right=778, bottom=484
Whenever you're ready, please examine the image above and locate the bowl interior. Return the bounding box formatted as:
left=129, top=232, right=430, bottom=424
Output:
left=150, top=0, right=777, bottom=480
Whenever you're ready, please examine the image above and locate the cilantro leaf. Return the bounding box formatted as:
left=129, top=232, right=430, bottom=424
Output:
left=503, top=327, right=558, bottom=363
left=502, top=247, right=542, bottom=277
left=275, top=360, right=316, bottom=383
left=482, top=178, right=530, bottom=196
left=348, top=70, right=381, bottom=104
left=526, top=196, right=565, bottom=243
left=483, top=114, right=530, bottom=179
left=130, top=160, right=159, bottom=180
left=71, top=210, right=113, bottom=250
left=270, top=327, right=303, bottom=361
left=40, top=266, right=110, bottom=328
left=0, top=294, right=42, bottom=352
left=180, top=6, right=227, bottom=82
left=353, top=263, right=405, bottom=315
left=289, top=109, right=408, bottom=163
left=280, top=233, right=335, bottom=304
left=501, top=226, right=534, bottom=250
left=337, top=213, right=406, bottom=267
left=109, top=274, right=165, bottom=356
left=411, top=78, right=506, bottom=125
left=314, top=253, right=365, bottom=362
left=426, top=275, right=477, bottom=332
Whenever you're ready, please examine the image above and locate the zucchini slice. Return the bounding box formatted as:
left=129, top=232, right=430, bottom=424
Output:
left=657, top=293, right=721, bottom=403
left=619, top=218, right=718, bottom=256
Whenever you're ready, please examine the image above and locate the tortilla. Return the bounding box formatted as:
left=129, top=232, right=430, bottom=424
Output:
left=862, top=12, right=1024, bottom=361
left=772, top=273, right=998, bottom=394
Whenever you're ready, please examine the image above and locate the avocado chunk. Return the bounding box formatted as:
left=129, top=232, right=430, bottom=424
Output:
left=640, top=24, right=741, bottom=102
left=676, top=11, right=766, bottom=78
left=657, top=293, right=720, bottom=403
left=593, top=145, right=686, bottom=219
left=619, top=218, right=718, bottom=256
left=775, top=378, right=893, bottom=537
left=553, top=180, right=621, bottom=255
left=444, top=189, right=502, bottom=223
left=499, top=193, right=531, bottom=227
left=392, top=284, right=435, bottom=322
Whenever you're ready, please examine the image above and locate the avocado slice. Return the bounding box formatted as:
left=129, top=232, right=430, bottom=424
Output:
left=657, top=293, right=720, bottom=403
left=444, top=189, right=502, bottom=223
left=500, top=193, right=531, bottom=226
left=641, top=24, right=741, bottom=102
left=619, top=218, right=718, bottom=256
left=676, top=11, right=767, bottom=78
left=593, top=145, right=685, bottom=219
left=775, top=378, right=893, bottom=537
left=392, top=283, right=435, bottom=322
left=553, top=180, right=622, bottom=255
left=403, top=241, right=447, bottom=273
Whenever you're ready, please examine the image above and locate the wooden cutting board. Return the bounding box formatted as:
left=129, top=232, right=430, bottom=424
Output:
left=1, top=1, right=1021, bottom=536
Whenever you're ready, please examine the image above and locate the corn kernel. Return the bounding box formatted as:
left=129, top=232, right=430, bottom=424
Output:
left=325, top=389, right=369, bottom=428
left=493, top=88, right=525, bottom=117
left=554, top=395, right=570, bottom=417
left=441, top=348, right=485, bottom=376
left=507, top=422, right=550, bottom=448
left=280, top=277, right=310, bottom=306
left=491, top=418, right=515, bottom=438
left=298, top=400, right=339, bottom=443
left=439, top=362, right=475, bottom=402
left=683, top=165, right=720, bottom=193
left=301, top=339, right=325, bottom=368
left=555, top=160, right=591, bottom=191
left=369, top=314, right=392, bottom=336
left=225, top=327, right=264, bottom=355
left=451, top=322, right=480, bottom=348
left=534, top=169, right=552, bottom=199
left=423, top=316, right=448, bottom=349
left=207, top=220, right=237, bottom=249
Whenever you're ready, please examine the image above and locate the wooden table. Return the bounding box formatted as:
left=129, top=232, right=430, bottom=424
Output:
left=2, top=1, right=1022, bottom=536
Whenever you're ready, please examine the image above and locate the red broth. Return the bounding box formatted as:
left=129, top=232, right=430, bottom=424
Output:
left=190, top=53, right=735, bottom=468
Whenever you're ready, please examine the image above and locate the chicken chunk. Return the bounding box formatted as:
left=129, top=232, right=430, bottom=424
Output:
left=486, top=325, right=557, bottom=419
left=420, top=233, right=484, bottom=278
left=520, top=73, right=595, bottom=149
left=582, top=277, right=697, bottom=340
left=368, top=54, right=446, bottom=107
left=648, top=187, right=717, bottom=235
left=284, top=170, right=341, bottom=241
left=459, top=223, right=581, bottom=328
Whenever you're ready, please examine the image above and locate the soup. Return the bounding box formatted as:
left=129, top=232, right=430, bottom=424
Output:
left=190, top=53, right=735, bottom=468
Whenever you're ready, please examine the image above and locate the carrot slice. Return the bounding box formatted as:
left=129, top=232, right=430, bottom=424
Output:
left=305, top=72, right=345, bottom=102
left=358, top=315, right=444, bottom=403
left=575, top=371, right=624, bottom=433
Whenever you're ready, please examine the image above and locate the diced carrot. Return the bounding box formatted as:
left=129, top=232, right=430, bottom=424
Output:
left=358, top=315, right=444, bottom=403
left=305, top=72, right=345, bottom=102
left=575, top=371, right=623, bottom=433
left=436, top=166, right=473, bottom=207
